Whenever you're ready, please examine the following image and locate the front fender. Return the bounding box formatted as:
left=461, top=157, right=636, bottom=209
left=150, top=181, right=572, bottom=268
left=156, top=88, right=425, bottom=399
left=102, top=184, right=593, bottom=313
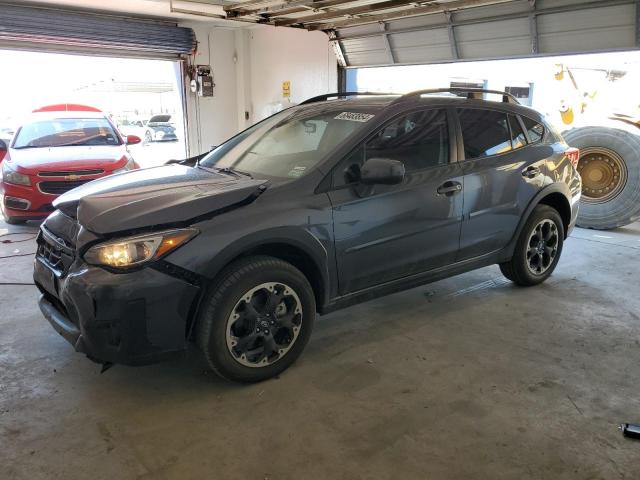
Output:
left=203, top=226, right=330, bottom=293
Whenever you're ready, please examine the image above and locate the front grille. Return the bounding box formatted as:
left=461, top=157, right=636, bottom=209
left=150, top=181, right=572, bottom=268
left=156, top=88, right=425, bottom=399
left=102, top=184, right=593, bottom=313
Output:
left=36, top=226, right=76, bottom=276
left=38, top=169, right=104, bottom=177
left=37, top=237, right=65, bottom=272
left=39, top=179, right=91, bottom=195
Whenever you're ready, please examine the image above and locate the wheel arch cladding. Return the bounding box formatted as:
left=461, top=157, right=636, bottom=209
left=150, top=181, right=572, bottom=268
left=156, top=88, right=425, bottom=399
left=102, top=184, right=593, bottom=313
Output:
left=212, top=242, right=327, bottom=313
left=538, top=192, right=571, bottom=238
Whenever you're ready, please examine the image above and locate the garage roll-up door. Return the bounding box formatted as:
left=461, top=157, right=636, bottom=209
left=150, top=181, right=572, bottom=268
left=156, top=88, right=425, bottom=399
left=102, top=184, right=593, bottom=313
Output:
left=335, top=0, right=638, bottom=67
left=0, top=4, right=196, bottom=59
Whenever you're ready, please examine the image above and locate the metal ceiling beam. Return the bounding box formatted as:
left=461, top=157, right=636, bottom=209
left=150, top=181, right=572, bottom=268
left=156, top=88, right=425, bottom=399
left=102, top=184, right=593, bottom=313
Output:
left=274, top=0, right=418, bottom=27
left=224, top=0, right=287, bottom=12
left=445, top=11, right=459, bottom=59
left=379, top=22, right=396, bottom=64
left=305, top=0, right=517, bottom=30
left=328, top=30, right=348, bottom=67
left=528, top=0, right=538, bottom=54
left=227, top=0, right=355, bottom=18
left=636, top=0, right=640, bottom=46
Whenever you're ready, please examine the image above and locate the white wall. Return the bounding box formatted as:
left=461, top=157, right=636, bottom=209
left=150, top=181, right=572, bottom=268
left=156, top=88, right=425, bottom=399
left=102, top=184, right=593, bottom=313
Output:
left=180, top=21, right=338, bottom=156
left=246, top=26, right=338, bottom=124
left=183, top=24, right=239, bottom=154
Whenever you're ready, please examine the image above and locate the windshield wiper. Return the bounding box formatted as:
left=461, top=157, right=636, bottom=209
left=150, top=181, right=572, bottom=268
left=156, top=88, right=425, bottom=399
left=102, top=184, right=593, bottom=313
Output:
left=13, top=145, right=45, bottom=150
left=215, top=167, right=253, bottom=179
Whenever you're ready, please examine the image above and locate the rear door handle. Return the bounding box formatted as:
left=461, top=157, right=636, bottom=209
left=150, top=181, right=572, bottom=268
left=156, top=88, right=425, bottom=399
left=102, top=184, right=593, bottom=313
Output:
left=437, top=181, right=462, bottom=196
left=522, top=166, right=541, bottom=178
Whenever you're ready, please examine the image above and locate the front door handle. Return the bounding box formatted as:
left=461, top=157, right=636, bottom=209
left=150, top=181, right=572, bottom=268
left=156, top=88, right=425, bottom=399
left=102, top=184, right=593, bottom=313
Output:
left=522, top=166, right=541, bottom=178
left=437, top=181, right=462, bottom=196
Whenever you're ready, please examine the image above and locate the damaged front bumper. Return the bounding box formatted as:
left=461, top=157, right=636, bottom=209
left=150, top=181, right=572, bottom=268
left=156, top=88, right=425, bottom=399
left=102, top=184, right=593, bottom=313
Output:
left=34, top=246, right=200, bottom=366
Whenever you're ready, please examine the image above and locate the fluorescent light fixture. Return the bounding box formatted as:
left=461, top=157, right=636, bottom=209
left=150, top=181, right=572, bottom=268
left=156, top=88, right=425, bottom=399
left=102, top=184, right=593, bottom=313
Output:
left=170, top=0, right=226, bottom=18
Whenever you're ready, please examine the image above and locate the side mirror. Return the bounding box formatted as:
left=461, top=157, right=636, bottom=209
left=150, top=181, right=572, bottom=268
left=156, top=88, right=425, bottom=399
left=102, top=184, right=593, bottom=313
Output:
left=126, top=135, right=142, bottom=145
left=360, top=157, right=405, bottom=185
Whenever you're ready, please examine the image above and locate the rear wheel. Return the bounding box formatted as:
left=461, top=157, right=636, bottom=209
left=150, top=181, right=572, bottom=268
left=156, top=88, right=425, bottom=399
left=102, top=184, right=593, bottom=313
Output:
left=196, top=255, right=315, bottom=383
left=500, top=205, right=564, bottom=286
left=563, top=126, right=640, bottom=229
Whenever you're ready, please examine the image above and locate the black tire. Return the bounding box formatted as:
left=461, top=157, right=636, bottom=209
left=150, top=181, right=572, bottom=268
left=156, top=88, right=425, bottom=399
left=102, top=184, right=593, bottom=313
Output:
left=563, top=126, right=640, bottom=230
left=196, top=255, right=315, bottom=383
left=500, top=205, right=565, bottom=286
left=3, top=215, right=27, bottom=225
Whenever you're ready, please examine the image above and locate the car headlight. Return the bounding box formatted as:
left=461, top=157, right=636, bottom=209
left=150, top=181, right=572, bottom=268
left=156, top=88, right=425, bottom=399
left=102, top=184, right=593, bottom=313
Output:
left=112, top=157, right=135, bottom=175
left=84, top=229, right=198, bottom=269
left=2, top=163, right=30, bottom=186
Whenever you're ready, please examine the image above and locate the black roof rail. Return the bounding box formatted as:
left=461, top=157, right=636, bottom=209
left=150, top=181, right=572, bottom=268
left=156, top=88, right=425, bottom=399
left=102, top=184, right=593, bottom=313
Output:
left=299, top=91, right=400, bottom=105
left=391, top=88, right=520, bottom=105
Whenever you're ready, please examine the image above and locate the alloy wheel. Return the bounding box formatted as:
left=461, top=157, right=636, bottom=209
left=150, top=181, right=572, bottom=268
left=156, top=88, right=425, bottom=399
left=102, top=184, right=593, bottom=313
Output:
left=526, top=219, right=559, bottom=275
left=225, top=282, right=303, bottom=368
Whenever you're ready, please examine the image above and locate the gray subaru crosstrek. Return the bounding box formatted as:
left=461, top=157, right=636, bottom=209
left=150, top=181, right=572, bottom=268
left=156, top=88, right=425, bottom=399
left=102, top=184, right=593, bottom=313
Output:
left=34, top=89, right=582, bottom=382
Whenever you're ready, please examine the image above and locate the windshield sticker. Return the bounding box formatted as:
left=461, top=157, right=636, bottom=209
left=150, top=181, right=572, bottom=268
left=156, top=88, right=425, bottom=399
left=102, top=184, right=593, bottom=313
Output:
left=287, top=166, right=307, bottom=178
left=334, top=112, right=375, bottom=122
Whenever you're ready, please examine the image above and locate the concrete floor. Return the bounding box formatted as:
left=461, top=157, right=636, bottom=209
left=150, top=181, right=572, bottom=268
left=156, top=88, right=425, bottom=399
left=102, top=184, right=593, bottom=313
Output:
left=2, top=219, right=640, bottom=480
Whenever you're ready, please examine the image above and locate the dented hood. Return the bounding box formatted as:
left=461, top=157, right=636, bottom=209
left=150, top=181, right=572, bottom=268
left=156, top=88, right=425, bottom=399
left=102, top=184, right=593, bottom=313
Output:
left=53, top=164, right=267, bottom=234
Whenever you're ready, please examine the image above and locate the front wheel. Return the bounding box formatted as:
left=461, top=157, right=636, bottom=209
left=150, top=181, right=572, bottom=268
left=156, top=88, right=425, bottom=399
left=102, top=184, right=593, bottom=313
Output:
left=500, top=205, right=565, bottom=286
left=196, top=255, right=315, bottom=383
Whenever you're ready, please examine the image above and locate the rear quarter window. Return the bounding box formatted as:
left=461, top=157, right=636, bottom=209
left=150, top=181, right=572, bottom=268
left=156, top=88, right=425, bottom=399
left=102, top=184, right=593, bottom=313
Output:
left=521, top=116, right=545, bottom=143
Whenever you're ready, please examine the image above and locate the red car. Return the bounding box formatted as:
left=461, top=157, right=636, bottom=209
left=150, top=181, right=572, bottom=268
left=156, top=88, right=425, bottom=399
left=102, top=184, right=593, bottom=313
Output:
left=0, top=104, right=141, bottom=224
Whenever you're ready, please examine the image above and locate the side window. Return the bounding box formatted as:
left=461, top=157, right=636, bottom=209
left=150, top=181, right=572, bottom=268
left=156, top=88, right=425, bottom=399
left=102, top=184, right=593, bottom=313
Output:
left=521, top=116, right=545, bottom=143
left=334, top=109, right=449, bottom=187
left=458, top=109, right=512, bottom=159
left=508, top=115, right=527, bottom=149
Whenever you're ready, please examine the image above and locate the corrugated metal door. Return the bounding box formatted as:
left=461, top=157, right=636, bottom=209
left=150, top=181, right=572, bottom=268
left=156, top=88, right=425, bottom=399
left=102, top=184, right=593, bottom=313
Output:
left=335, top=0, right=638, bottom=67
left=0, top=4, right=196, bottom=59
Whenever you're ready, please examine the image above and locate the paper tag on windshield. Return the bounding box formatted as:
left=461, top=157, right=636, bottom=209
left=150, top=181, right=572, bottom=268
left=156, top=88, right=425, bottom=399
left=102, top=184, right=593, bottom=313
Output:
left=287, top=166, right=307, bottom=178
left=334, top=112, right=375, bottom=122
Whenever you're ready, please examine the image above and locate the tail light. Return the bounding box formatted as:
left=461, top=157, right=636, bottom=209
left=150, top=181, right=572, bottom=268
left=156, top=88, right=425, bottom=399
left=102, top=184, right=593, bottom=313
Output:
left=565, top=147, right=580, bottom=168
left=0, top=141, right=7, bottom=162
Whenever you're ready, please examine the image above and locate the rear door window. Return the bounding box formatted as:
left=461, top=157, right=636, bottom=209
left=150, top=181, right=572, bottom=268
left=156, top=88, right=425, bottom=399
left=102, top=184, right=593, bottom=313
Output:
left=457, top=109, right=512, bottom=159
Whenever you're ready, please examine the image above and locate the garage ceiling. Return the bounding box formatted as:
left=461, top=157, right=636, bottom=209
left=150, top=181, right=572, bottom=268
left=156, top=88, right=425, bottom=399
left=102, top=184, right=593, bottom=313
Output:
left=224, top=0, right=640, bottom=67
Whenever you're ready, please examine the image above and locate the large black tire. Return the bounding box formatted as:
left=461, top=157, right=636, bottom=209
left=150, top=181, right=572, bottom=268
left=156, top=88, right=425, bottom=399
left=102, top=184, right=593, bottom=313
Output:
left=563, top=126, right=640, bottom=229
left=500, top=205, right=565, bottom=287
left=1, top=208, right=27, bottom=225
left=4, top=217, right=27, bottom=225
left=196, top=255, right=315, bottom=383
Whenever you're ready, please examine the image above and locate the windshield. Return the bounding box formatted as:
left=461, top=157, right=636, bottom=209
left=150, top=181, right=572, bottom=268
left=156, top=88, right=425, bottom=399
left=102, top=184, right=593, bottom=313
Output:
left=199, top=107, right=375, bottom=179
left=13, top=117, right=121, bottom=149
